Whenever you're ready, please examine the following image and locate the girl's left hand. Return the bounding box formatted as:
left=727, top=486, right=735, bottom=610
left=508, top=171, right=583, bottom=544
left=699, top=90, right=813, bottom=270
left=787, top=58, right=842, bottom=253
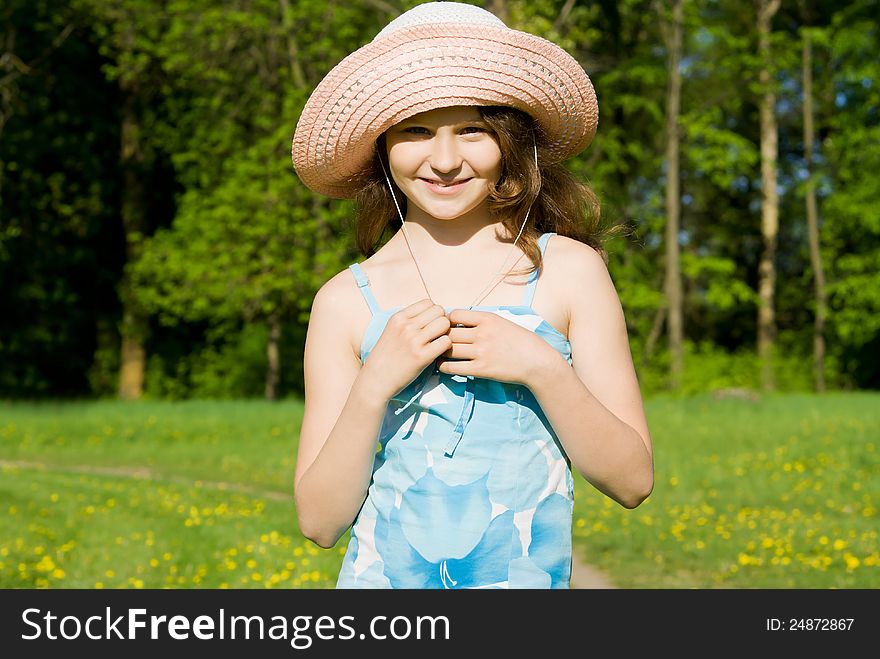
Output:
left=436, top=309, right=562, bottom=386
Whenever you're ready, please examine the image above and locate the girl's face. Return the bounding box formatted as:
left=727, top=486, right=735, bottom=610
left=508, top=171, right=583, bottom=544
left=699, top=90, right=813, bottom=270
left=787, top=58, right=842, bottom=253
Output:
left=383, top=106, right=502, bottom=221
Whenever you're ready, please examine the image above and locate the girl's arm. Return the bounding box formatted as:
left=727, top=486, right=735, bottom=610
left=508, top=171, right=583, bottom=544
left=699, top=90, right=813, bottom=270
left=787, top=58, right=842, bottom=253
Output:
left=526, top=241, right=654, bottom=509
left=294, top=275, right=391, bottom=548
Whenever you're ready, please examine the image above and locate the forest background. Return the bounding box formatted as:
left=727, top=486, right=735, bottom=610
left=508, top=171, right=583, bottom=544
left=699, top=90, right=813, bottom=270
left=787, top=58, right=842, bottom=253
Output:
left=2, top=0, right=878, bottom=403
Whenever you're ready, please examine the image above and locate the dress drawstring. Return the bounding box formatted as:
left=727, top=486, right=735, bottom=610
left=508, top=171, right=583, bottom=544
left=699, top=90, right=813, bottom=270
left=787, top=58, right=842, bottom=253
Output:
left=444, top=376, right=476, bottom=458
left=394, top=363, right=475, bottom=455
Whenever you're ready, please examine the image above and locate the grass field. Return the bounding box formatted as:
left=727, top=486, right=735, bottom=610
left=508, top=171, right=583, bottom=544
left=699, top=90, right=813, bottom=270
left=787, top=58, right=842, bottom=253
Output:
left=1, top=392, right=877, bottom=588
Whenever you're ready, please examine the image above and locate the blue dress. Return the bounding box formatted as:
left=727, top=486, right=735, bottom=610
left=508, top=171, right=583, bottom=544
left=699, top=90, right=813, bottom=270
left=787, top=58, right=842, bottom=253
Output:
left=337, top=232, right=575, bottom=588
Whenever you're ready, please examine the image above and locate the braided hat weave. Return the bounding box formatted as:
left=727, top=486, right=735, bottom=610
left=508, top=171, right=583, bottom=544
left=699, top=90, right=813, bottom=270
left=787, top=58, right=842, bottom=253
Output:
left=292, top=1, right=598, bottom=199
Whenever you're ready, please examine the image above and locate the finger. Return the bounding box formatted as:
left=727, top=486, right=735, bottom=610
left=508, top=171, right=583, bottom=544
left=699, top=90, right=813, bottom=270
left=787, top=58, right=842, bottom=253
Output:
left=447, top=308, right=482, bottom=327
left=442, top=343, right=476, bottom=360
left=413, top=304, right=450, bottom=330
left=446, top=326, right=475, bottom=344
left=427, top=333, right=452, bottom=360
left=437, top=358, right=465, bottom=376
left=403, top=298, right=438, bottom=319
left=420, top=315, right=453, bottom=342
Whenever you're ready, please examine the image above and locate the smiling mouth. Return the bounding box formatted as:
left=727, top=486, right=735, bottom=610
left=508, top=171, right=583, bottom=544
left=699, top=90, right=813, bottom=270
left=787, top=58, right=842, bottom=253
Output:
left=419, top=178, right=472, bottom=189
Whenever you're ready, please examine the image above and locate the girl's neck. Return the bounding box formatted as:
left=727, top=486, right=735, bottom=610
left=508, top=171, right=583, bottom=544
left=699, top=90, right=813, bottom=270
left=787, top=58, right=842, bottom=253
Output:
left=398, top=208, right=516, bottom=254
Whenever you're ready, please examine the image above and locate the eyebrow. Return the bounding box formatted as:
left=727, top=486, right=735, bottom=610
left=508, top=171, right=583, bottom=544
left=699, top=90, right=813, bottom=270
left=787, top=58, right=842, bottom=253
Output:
left=398, top=118, right=488, bottom=127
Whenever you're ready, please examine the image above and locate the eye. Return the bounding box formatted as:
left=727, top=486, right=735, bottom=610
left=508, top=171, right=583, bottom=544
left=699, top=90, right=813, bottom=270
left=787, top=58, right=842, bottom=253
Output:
left=402, top=126, right=429, bottom=134
left=461, top=126, right=486, bottom=134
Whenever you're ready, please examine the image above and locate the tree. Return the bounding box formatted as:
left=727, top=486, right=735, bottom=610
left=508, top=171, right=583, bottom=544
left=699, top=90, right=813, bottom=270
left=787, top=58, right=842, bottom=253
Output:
left=755, top=0, right=781, bottom=391
left=799, top=13, right=828, bottom=392
left=74, top=0, right=175, bottom=400
left=658, top=0, right=685, bottom=390
left=131, top=0, right=386, bottom=399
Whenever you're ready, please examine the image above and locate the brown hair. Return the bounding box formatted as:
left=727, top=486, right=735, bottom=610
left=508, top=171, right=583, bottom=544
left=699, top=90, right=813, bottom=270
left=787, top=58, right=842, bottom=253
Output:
left=352, top=105, right=624, bottom=275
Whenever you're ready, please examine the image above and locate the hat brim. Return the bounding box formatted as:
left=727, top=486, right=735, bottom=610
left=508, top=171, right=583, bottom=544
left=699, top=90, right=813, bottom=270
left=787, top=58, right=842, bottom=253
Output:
left=292, top=23, right=598, bottom=199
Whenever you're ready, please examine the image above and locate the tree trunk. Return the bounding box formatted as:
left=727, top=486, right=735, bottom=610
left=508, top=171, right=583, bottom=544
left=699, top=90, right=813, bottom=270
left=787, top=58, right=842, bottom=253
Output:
left=756, top=0, right=781, bottom=392
left=801, top=29, right=827, bottom=392
left=662, top=0, right=685, bottom=390
left=117, top=90, right=149, bottom=400
left=643, top=302, right=667, bottom=365
left=489, top=0, right=508, bottom=23
left=279, top=0, right=306, bottom=89
left=265, top=313, right=281, bottom=401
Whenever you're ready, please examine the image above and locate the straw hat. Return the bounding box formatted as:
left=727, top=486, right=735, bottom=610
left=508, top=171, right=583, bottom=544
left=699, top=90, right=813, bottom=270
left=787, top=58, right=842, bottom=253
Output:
left=291, top=1, right=598, bottom=199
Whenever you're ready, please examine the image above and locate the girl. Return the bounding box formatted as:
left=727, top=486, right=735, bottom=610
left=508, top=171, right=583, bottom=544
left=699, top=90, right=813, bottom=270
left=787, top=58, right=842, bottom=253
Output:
left=292, top=1, right=653, bottom=589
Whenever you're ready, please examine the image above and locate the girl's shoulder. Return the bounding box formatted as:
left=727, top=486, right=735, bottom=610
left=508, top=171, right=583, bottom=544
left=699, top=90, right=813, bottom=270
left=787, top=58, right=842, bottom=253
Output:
left=547, top=233, right=607, bottom=275
left=533, top=234, right=608, bottom=337
left=311, top=264, right=375, bottom=363
left=317, top=248, right=404, bottom=362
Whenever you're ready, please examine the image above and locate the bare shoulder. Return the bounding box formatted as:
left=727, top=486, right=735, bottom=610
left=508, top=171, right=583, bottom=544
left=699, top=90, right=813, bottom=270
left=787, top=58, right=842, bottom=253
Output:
left=314, top=266, right=360, bottom=309
left=549, top=234, right=609, bottom=280
left=310, top=266, right=365, bottom=362
left=545, top=234, right=615, bottom=328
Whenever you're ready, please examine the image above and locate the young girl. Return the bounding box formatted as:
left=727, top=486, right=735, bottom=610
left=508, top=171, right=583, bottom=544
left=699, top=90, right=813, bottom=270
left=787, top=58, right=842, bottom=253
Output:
left=292, top=1, right=653, bottom=589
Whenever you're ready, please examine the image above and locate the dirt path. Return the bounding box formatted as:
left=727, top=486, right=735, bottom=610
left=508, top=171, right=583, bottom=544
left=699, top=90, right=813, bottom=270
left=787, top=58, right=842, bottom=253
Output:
left=2, top=457, right=617, bottom=588
left=0, top=458, right=292, bottom=501
left=570, top=552, right=616, bottom=589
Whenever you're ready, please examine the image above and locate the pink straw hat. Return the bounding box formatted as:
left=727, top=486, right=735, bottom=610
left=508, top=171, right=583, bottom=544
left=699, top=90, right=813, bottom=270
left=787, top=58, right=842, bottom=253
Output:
left=291, top=1, right=599, bottom=199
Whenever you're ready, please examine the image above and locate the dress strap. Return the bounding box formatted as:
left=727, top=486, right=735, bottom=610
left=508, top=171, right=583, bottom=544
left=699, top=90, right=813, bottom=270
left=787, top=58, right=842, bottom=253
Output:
left=521, top=232, right=556, bottom=308
left=348, top=263, right=381, bottom=316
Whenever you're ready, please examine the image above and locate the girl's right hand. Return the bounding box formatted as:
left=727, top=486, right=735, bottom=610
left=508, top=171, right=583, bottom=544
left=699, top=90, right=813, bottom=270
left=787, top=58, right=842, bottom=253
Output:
left=360, top=299, right=452, bottom=402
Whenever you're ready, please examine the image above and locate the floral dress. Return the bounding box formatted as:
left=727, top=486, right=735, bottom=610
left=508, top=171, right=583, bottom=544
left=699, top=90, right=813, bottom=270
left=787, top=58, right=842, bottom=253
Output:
left=337, top=232, right=574, bottom=588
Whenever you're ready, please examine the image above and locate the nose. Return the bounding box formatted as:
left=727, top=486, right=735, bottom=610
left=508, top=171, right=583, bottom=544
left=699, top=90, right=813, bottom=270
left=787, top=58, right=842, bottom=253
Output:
left=429, top=130, right=462, bottom=174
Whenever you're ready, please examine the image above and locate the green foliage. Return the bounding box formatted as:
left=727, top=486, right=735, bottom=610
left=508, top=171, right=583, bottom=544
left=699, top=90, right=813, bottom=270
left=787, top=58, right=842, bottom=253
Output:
left=681, top=252, right=758, bottom=311
left=639, top=336, right=824, bottom=397
left=682, top=107, right=760, bottom=190
left=140, top=318, right=306, bottom=400
left=3, top=0, right=880, bottom=398
left=144, top=323, right=269, bottom=400
left=0, top=0, right=122, bottom=398
left=87, top=319, right=121, bottom=398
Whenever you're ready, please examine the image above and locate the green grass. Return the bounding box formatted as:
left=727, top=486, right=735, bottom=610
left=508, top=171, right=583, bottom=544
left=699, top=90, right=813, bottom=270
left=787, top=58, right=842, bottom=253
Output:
left=572, top=391, right=880, bottom=588
left=1, top=392, right=877, bottom=588
left=0, top=399, right=343, bottom=588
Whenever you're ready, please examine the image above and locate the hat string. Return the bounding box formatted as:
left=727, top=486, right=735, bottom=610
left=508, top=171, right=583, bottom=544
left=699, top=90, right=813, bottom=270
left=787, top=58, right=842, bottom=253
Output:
left=378, top=127, right=539, bottom=311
